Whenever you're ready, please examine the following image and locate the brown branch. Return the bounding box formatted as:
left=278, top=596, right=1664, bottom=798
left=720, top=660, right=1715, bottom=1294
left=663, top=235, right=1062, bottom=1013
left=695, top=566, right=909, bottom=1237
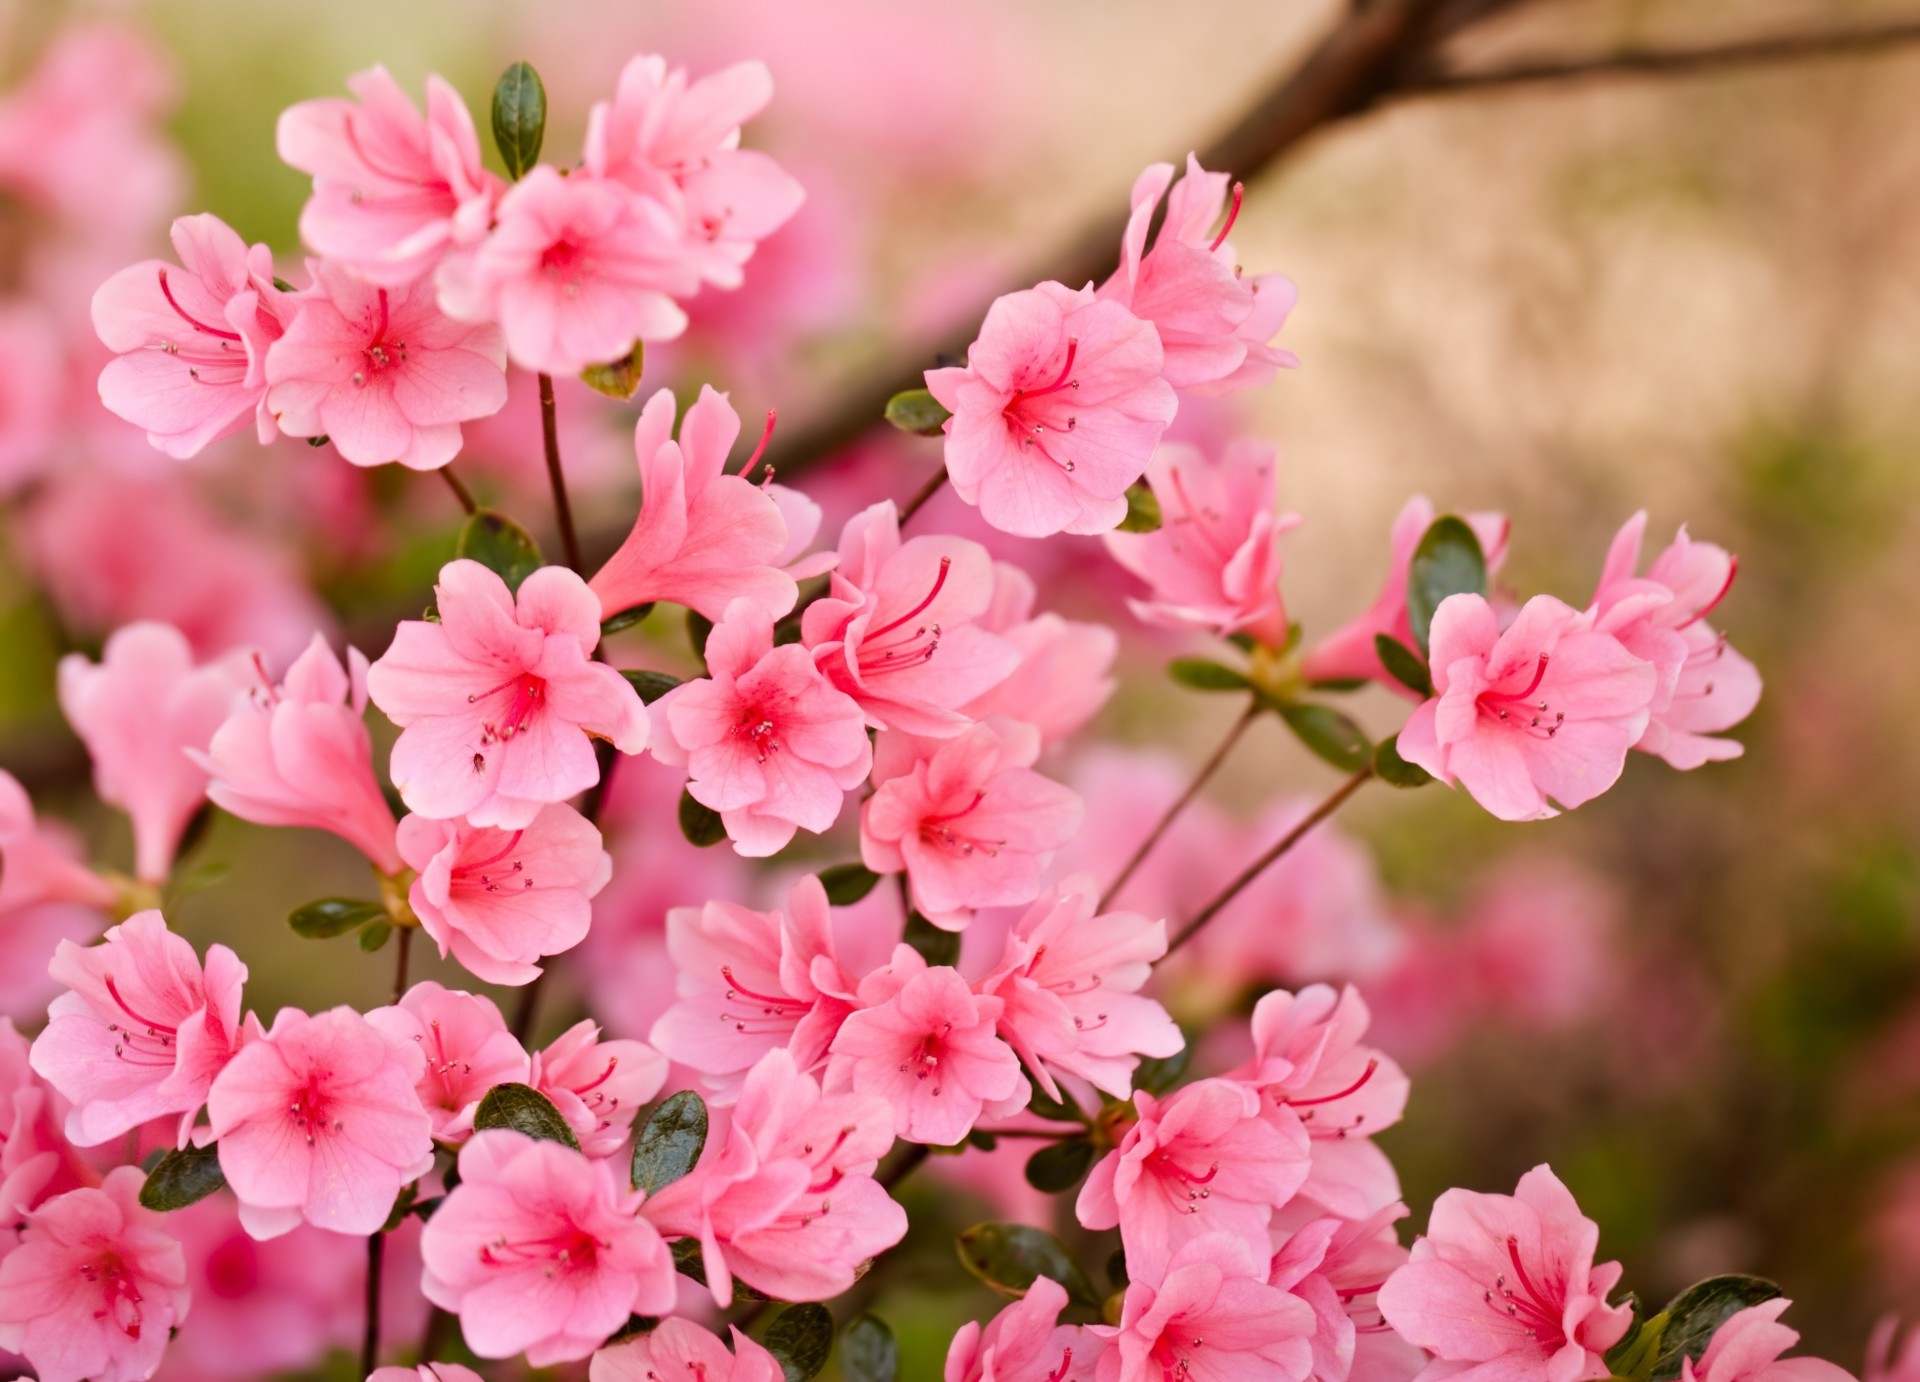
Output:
left=438, top=464, right=478, bottom=515
left=538, top=372, right=584, bottom=571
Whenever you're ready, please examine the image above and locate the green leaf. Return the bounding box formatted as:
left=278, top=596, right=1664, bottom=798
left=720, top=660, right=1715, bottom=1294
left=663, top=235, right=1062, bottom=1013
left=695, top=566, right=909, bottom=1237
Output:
left=904, top=910, right=960, bottom=967
left=357, top=920, right=393, bottom=952
left=1118, top=481, right=1162, bottom=533
left=687, top=609, right=715, bottom=660
left=1024, top=1137, right=1095, bottom=1193
left=1605, top=1296, right=1661, bottom=1380
left=765, top=1303, right=835, bottom=1382
left=839, top=1314, right=899, bottom=1382
left=819, top=862, right=882, bottom=906
left=1649, top=1276, right=1784, bottom=1382
left=1278, top=702, right=1373, bottom=772
left=621, top=669, right=682, bottom=704
left=1406, top=516, right=1487, bottom=656
left=678, top=789, right=727, bottom=848
left=1374, top=735, right=1434, bottom=788
left=472, top=1082, right=580, bottom=1150
left=456, top=509, right=543, bottom=592
left=139, top=1143, right=226, bottom=1211
left=1168, top=658, right=1252, bottom=692
left=1106, top=1248, right=1130, bottom=1290
left=883, top=388, right=952, bottom=436
left=1309, top=676, right=1369, bottom=692
left=1132, top=1039, right=1191, bottom=1095
left=956, top=1223, right=1097, bottom=1305
left=1026, top=1085, right=1086, bottom=1125
left=631, top=1091, right=708, bottom=1194
left=670, top=1235, right=710, bottom=1285
left=490, top=61, right=547, bottom=180
left=602, top=603, right=655, bottom=635
left=1374, top=633, right=1433, bottom=697
left=381, top=1183, right=419, bottom=1233
left=581, top=341, right=646, bottom=400
left=287, top=897, right=386, bottom=939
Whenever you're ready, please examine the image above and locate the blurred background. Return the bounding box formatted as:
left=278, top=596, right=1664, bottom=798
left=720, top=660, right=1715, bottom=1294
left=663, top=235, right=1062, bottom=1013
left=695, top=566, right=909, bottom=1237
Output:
left=1, top=0, right=1917, bottom=1376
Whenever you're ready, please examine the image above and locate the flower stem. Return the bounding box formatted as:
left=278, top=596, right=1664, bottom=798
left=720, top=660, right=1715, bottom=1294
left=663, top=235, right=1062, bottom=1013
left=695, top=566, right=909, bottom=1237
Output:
left=361, top=1230, right=384, bottom=1376
left=538, top=373, right=583, bottom=570
left=898, top=467, right=948, bottom=527
left=439, top=464, right=478, bottom=515
left=391, top=925, right=411, bottom=1003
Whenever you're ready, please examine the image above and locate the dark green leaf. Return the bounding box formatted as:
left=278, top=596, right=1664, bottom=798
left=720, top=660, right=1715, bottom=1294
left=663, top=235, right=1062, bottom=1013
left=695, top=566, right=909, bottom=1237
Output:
left=678, top=789, right=727, bottom=848
left=490, top=61, right=547, bottom=180
left=1118, top=481, right=1162, bottom=533
left=1278, top=702, right=1372, bottom=772
left=765, top=1303, right=834, bottom=1382
left=818, top=863, right=882, bottom=906
left=602, top=604, right=655, bottom=635
left=883, top=388, right=952, bottom=436
left=1026, top=1085, right=1086, bottom=1125
left=272, top=276, right=297, bottom=293
left=381, top=1183, right=419, bottom=1232
left=581, top=342, right=646, bottom=400
left=287, top=897, right=386, bottom=939
left=1106, top=1248, right=1130, bottom=1290
left=671, top=1235, right=709, bottom=1285
left=139, top=1143, right=226, bottom=1211
left=1132, top=1039, right=1191, bottom=1095
left=631, top=1091, right=708, bottom=1193
left=967, top=1129, right=998, bottom=1151
left=611, top=1315, right=661, bottom=1343
left=472, top=1082, right=580, bottom=1150
left=306, top=435, right=330, bottom=447
left=904, top=910, right=960, bottom=967
left=1374, top=735, right=1434, bottom=788
left=1309, top=676, right=1369, bottom=692
left=839, top=1314, right=898, bottom=1382
left=1406, top=516, right=1487, bottom=656
left=621, top=669, right=682, bottom=704
left=955, top=1223, right=1097, bottom=1305
left=357, top=920, right=393, bottom=952
left=1374, top=634, right=1433, bottom=697
left=688, top=609, right=714, bottom=659
left=1649, top=1276, right=1784, bottom=1382
left=456, top=509, right=543, bottom=592
left=1024, top=1137, right=1095, bottom=1193
left=1168, top=658, right=1251, bottom=692
left=1605, top=1297, right=1661, bottom=1380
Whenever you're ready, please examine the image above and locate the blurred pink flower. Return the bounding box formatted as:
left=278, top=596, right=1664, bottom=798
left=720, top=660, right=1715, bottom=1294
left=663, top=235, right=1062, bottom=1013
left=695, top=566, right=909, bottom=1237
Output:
left=364, top=982, right=529, bottom=1143
left=591, top=1318, right=785, bottom=1382
left=1460, top=858, right=1620, bottom=1031
left=1097, top=1232, right=1317, bottom=1382
left=0, top=307, right=62, bottom=492
left=961, top=562, right=1117, bottom=747
left=0, top=1019, right=94, bottom=1253
left=1681, top=1300, right=1855, bottom=1382
left=373, top=1368, right=484, bottom=1382
left=947, top=1275, right=1105, bottom=1382
left=530, top=1018, right=667, bottom=1159
left=1867, top=1319, right=1920, bottom=1382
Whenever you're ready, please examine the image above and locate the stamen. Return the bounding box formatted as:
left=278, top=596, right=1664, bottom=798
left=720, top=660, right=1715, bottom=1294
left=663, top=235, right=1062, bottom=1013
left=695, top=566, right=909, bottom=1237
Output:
left=1007, top=338, right=1079, bottom=408
left=742, top=408, right=777, bottom=479
left=864, top=558, right=952, bottom=642
left=1675, top=556, right=1738, bottom=630
left=1210, top=181, right=1245, bottom=252
left=157, top=269, right=243, bottom=342
left=1286, top=1059, right=1379, bottom=1107
left=104, top=978, right=178, bottom=1038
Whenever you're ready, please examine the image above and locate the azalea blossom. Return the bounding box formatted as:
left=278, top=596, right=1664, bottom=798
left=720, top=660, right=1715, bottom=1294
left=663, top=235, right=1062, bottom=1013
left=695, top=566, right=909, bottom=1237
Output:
left=1268, top=1204, right=1415, bottom=1382
left=364, top=982, right=529, bottom=1143
left=961, top=562, right=1118, bottom=746
left=947, top=1275, right=1106, bottom=1382
left=590, top=1318, right=786, bottom=1382
left=530, top=1018, right=668, bottom=1158
left=0, top=1017, right=93, bottom=1253
left=1096, top=1232, right=1317, bottom=1382
left=371, top=1367, right=485, bottom=1382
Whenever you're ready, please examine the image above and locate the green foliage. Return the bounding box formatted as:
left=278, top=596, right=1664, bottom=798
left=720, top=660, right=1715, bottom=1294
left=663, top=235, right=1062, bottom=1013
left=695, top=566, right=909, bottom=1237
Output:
left=1373, top=736, right=1433, bottom=788
left=765, top=1304, right=835, bottom=1382
left=956, top=1223, right=1097, bottom=1305
left=1024, top=1137, right=1096, bottom=1193
left=456, top=509, right=543, bottom=592
left=621, top=669, right=682, bottom=703
left=679, top=789, right=727, bottom=847
left=819, top=862, right=883, bottom=905
left=631, top=1092, right=708, bottom=1194
left=139, top=1144, right=226, bottom=1211
left=473, top=1083, right=580, bottom=1150
left=1406, top=516, right=1487, bottom=655
left=582, top=342, right=646, bottom=399
left=287, top=897, right=386, bottom=939
left=1168, top=658, right=1251, bottom=692
left=1374, top=633, right=1433, bottom=697
left=1118, top=481, right=1162, bottom=532
left=490, top=61, right=547, bottom=179
left=904, top=910, right=960, bottom=966
left=838, top=1314, right=899, bottom=1382
left=883, top=388, right=952, bottom=436
left=1278, top=702, right=1372, bottom=772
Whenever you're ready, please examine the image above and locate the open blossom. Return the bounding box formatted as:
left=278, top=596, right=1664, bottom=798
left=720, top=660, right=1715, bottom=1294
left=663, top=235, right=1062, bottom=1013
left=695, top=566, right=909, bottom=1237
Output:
left=92, top=213, right=289, bottom=458
left=1105, top=438, right=1299, bottom=648
left=925, top=280, right=1177, bottom=537
left=1268, top=1204, right=1415, bottom=1382
left=1378, top=1163, right=1632, bottom=1382
left=643, top=1048, right=905, bottom=1306
left=584, top=53, right=805, bottom=289
left=801, top=500, right=1016, bottom=736
left=1097, top=1233, right=1317, bottom=1382
left=31, top=911, right=245, bottom=1148
left=373, top=1368, right=485, bottom=1382
left=1396, top=594, right=1658, bottom=822
left=366, top=560, right=649, bottom=828
left=60, top=623, right=254, bottom=884
left=979, top=876, right=1182, bottom=1100
left=947, top=1275, right=1106, bottom=1382
left=197, top=632, right=401, bottom=875
left=592, top=1318, right=785, bottom=1382
left=437, top=166, right=695, bottom=375
left=0, top=307, right=60, bottom=492
left=364, top=982, right=529, bottom=1143
left=1589, top=512, right=1761, bottom=770
left=206, top=1006, right=433, bottom=1240
left=0, top=1167, right=190, bottom=1382
left=1680, top=1300, right=1856, bottom=1382
left=650, top=873, right=858, bottom=1089
left=828, top=946, right=1027, bottom=1145
left=862, top=720, right=1083, bottom=927
left=397, top=803, right=611, bottom=986
left=421, top=1129, right=675, bottom=1366
left=531, top=1018, right=667, bottom=1158
left=265, top=261, right=507, bottom=469
left=587, top=386, right=798, bottom=624
left=652, top=597, right=872, bottom=856
left=0, top=770, right=115, bottom=1018
left=962, top=562, right=1118, bottom=746
left=0, top=1019, right=93, bottom=1249
left=276, top=66, right=499, bottom=285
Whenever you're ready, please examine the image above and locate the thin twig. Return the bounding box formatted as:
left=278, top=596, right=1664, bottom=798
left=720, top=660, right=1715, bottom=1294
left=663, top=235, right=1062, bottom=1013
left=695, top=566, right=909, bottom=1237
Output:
left=360, top=1231, right=384, bottom=1376
left=1100, top=699, right=1262, bottom=910
left=391, top=925, right=411, bottom=1003
left=538, top=372, right=584, bottom=570
left=510, top=968, right=546, bottom=1044
left=877, top=1142, right=931, bottom=1192
left=1167, top=764, right=1374, bottom=955
left=897, top=468, right=948, bottom=528
left=438, top=464, right=479, bottom=515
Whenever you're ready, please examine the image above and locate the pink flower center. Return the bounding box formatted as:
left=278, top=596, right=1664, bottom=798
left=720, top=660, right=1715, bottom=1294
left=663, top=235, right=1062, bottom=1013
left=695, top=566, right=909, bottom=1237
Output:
left=730, top=706, right=783, bottom=763
left=78, top=1251, right=146, bottom=1339
left=450, top=829, right=535, bottom=894
left=552, top=1055, right=625, bottom=1141
left=857, top=557, right=950, bottom=676
left=103, top=975, right=179, bottom=1070
left=1278, top=1058, right=1379, bottom=1140
left=354, top=288, right=409, bottom=385
left=468, top=673, right=547, bottom=746
left=897, top=1022, right=954, bottom=1096
left=1004, top=337, right=1081, bottom=468
left=718, top=965, right=807, bottom=1036
left=1476, top=654, right=1564, bottom=739
left=287, top=1075, right=340, bottom=1147
left=1209, top=181, right=1246, bottom=253
left=540, top=237, right=596, bottom=296
left=478, top=1224, right=604, bottom=1275
left=1481, top=1235, right=1564, bottom=1342
left=918, top=789, right=1003, bottom=859
left=419, top=1018, right=477, bottom=1101
left=204, top=1235, right=260, bottom=1299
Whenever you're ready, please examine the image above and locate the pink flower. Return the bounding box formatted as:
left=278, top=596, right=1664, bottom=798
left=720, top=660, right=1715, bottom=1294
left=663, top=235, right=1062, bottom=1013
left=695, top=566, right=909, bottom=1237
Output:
left=960, top=562, right=1118, bottom=746
left=861, top=720, right=1084, bottom=927
left=1096, top=1233, right=1316, bottom=1382
left=925, top=281, right=1177, bottom=537
left=642, top=1048, right=905, bottom=1306
left=652, top=597, right=871, bottom=856
left=197, top=633, right=402, bottom=875
left=827, top=947, right=1026, bottom=1145
left=1377, top=1164, right=1633, bottom=1382
left=1588, top=512, right=1761, bottom=770
left=1396, top=595, right=1658, bottom=822
left=979, top=876, right=1181, bottom=1100
left=0, top=1167, right=190, bottom=1382
left=0, top=307, right=60, bottom=493
left=437, top=167, right=695, bottom=375
left=947, top=1276, right=1106, bottom=1382
left=650, top=873, right=857, bottom=1090
left=276, top=66, right=499, bottom=286
left=1078, top=1077, right=1310, bottom=1280
left=591, top=1318, right=785, bottom=1382
left=398, top=803, right=611, bottom=986
left=1868, top=1319, right=1920, bottom=1382
left=206, top=1006, right=433, bottom=1240
left=1681, top=1300, right=1855, bottom=1382
left=1301, top=498, right=1510, bottom=691
left=31, top=911, right=245, bottom=1148
left=265, top=261, right=507, bottom=469
left=584, top=54, right=805, bottom=289
left=364, top=982, right=529, bottom=1143
left=372, top=1368, right=485, bottom=1382
left=587, top=386, right=798, bottom=624
left=1267, top=1204, right=1414, bottom=1382
left=1104, top=439, right=1299, bottom=649
left=0, top=1018, right=94, bottom=1250
left=0, top=768, right=116, bottom=921
left=366, top=560, right=649, bottom=828
left=801, top=501, right=1017, bottom=736
left=59, top=623, right=253, bottom=883
left=420, top=1129, right=675, bottom=1366
left=530, top=1019, right=667, bottom=1159
left=92, top=214, right=289, bottom=458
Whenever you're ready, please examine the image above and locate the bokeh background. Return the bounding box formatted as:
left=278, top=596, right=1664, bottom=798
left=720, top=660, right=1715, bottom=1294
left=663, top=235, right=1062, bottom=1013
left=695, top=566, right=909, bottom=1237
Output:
left=1, top=0, right=1917, bottom=1375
